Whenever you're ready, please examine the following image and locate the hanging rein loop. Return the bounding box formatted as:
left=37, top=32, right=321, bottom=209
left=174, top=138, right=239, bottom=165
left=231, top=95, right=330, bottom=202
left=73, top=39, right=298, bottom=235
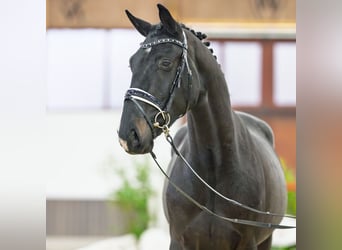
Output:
left=151, top=130, right=296, bottom=229
left=150, top=149, right=295, bottom=229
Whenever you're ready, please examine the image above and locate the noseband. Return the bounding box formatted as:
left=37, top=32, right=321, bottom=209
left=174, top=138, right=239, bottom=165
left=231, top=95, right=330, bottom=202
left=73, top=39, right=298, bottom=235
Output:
left=124, top=30, right=192, bottom=137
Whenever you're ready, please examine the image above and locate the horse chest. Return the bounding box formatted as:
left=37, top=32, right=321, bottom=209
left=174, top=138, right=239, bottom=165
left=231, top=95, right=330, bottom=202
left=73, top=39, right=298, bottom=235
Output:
left=164, top=151, right=237, bottom=228
left=164, top=161, right=245, bottom=249
left=163, top=138, right=266, bottom=238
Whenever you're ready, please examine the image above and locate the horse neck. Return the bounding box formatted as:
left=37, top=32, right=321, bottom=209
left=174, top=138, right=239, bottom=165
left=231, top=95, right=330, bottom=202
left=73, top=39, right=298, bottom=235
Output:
left=186, top=35, right=235, bottom=159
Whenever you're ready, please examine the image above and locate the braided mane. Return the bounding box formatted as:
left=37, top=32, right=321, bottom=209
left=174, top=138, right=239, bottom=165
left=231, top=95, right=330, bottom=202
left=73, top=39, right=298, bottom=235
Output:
left=180, top=24, right=217, bottom=60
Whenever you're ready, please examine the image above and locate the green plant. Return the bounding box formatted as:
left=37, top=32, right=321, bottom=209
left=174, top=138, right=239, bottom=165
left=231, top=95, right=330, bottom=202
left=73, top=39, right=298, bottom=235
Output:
left=272, top=247, right=296, bottom=250
left=280, top=159, right=296, bottom=216
left=287, top=190, right=296, bottom=216
left=110, top=160, right=155, bottom=239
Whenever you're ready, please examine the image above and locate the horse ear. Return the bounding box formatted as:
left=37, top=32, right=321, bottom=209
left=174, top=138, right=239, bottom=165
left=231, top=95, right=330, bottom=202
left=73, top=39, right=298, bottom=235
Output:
left=157, top=4, right=181, bottom=35
left=125, top=10, right=152, bottom=37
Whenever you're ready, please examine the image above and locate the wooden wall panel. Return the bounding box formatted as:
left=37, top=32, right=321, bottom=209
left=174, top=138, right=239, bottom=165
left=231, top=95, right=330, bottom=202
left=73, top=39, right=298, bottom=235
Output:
left=180, top=0, right=296, bottom=23
left=47, top=0, right=173, bottom=28
left=262, top=116, right=296, bottom=170
left=262, top=41, right=274, bottom=107
left=47, top=200, right=132, bottom=236
left=46, top=0, right=296, bottom=29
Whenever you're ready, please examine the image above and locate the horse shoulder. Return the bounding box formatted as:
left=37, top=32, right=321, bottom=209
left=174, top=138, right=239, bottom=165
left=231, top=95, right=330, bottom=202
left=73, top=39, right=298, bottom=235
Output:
left=234, top=111, right=275, bottom=147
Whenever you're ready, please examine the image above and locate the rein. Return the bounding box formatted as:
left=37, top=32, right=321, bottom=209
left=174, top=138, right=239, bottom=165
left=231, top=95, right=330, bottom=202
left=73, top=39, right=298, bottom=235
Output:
left=151, top=132, right=296, bottom=229
left=124, top=30, right=296, bottom=229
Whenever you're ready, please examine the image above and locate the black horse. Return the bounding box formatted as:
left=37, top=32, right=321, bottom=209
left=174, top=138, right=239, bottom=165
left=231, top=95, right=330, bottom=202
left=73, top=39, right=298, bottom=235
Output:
left=118, top=4, right=287, bottom=249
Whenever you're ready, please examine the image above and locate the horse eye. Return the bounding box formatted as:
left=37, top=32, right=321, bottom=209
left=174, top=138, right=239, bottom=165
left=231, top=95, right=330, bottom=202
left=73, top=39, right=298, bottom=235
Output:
left=159, top=59, right=173, bottom=69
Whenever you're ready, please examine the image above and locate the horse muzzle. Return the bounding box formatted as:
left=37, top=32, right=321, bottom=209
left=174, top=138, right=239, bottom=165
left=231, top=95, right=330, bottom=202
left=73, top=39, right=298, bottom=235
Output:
left=118, top=118, right=154, bottom=154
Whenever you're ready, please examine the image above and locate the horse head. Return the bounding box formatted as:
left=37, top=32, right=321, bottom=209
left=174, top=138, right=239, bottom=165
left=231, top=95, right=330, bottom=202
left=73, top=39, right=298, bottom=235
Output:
left=118, top=4, right=200, bottom=154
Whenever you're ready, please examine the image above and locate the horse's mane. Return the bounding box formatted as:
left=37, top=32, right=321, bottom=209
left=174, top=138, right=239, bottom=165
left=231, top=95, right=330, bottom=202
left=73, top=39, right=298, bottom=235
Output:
left=180, top=24, right=217, bottom=61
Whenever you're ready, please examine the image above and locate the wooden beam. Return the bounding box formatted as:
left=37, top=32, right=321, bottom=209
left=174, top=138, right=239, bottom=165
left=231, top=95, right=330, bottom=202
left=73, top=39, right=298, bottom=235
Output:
left=180, top=0, right=296, bottom=23
left=46, top=0, right=296, bottom=29
left=261, top=41, right=274, bottom=107
left=46, top=0, right=168, bottom=29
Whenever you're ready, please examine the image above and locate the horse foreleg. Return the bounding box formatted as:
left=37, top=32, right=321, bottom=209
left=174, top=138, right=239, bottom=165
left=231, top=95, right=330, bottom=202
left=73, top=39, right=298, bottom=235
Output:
left=257, top=235, right=272, bottom=250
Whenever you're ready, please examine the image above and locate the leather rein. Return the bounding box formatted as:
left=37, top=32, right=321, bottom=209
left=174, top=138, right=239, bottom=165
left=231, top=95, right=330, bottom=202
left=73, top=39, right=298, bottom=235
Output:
left=123, top=30, right=296, bottom=229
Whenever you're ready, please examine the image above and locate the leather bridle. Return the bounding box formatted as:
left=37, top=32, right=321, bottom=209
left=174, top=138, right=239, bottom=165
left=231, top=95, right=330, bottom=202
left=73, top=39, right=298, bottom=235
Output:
left=124, top=30, right=192, bottom=138
left=123, top=30, right=296, bottom=229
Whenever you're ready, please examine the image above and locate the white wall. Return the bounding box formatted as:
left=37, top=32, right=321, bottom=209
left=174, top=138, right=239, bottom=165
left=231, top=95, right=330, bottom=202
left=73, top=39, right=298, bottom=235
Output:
left=46, top=110, right=180, bottom=200
left=0, top=1, right=46, bottom=250
left=274, top=42, right=297, bottom=106
left=47, top=110, right=182, bottom=229
left=46, top=29, right=296, bottom=111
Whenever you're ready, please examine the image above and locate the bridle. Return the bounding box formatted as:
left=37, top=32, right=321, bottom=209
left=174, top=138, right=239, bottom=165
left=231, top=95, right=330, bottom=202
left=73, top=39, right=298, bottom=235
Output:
left=125, top=30, right=192, bottom=138
left=123, top=30, right=296, bottom=229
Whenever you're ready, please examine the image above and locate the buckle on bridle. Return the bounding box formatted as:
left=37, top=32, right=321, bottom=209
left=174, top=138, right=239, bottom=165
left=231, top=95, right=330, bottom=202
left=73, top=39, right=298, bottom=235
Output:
left=153, top=111, right=171, bottom=135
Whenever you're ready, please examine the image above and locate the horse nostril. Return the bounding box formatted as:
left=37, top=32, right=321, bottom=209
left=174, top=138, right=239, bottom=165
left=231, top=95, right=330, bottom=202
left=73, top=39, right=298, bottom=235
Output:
left=129, top=129, right=140, bottom=148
